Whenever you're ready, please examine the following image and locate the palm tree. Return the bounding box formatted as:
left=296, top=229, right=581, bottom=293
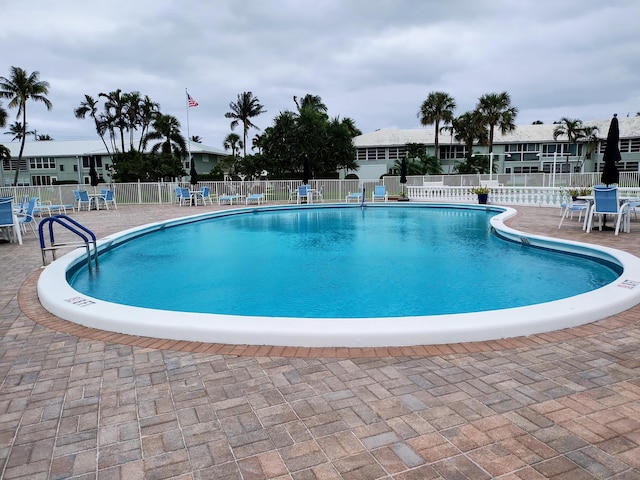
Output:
left=443, top=110, right=488, bottom=172
left=75, top=94, right=114, bottom=160
left=142, top=114, right=186, bottom=157
left=552, top=117, right=584, bottom=145
left=190, top=135, right=202, bottom=143
left=418, top=91, right=456, bottom=160
left=223, top=132, right=243, bottom=158
left=136, top=95, right=160, bottom=151
left=0, top=66, right=52, bottom=185
left=0, top=101, right=7, bottom=128
left=36, top=134, right=53, bottom=141
left=476, top=91, right=517, bottom=153
left=294, top=94, right=328, bottom=113
left=99, top=89, right=127, bottom=153
left=225, top=91, right=266, bottom=158
left=3, top=121, right=34, bottom=141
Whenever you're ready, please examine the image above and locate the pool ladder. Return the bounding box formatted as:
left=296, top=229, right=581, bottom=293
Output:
left=38, top=215, right=98, bottom=271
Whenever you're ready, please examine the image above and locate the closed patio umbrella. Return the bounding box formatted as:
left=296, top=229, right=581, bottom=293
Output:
left=600, top=114, right=621, bottom=229
left=89, top=156, right=99, bottom=194
left=400, top=157, right=407, bottom=196
left=302, top=153, right=310, bottom=185
left=601, top=114, right=620, bottom=186
left=189, top=159, right=198, bottom=185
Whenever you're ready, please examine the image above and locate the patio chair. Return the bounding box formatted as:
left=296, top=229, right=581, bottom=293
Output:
left=74, top=190, right=93, bottom=211
left=99, top=189, right=117, bottom=209
left=0, top=197, right=22, bottom=244
left=296, top=185, right=309, bottom=204
left=287, top=185, right=296, bottom=203
left=558, top=195, right=589, bottom=229
left=346, top=191, right=362, bottom=203
left=199, top=186, right=217, bottom=205
left=585, top=186, right=629, bottom=235
left=372, top=185, right=388, bottom=202
left=17, top=197, right=38, bottom=237
left=246, top=193, right=264, bottom=205
left=178, top=188, right=192, bottom=206
left=312, top=185, right=324, bottom=203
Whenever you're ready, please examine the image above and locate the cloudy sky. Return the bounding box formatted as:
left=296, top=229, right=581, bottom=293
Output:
left=2, top=0, right=639, bottom=149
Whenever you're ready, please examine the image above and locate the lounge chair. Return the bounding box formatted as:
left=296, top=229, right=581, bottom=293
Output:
left=372, top=185, right=388, bottom=202
left=246, top=193, right=264, bottom=205
left=346, top=191, right=362, bottom=203
left=0, top=197, right=22, bottom=244
left=218, top=194, right=242, bottom=205
left=585, top=186, right=629, bottom=235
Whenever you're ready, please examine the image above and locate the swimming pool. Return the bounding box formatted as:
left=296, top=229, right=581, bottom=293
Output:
left=38, top=204, right=640, bottom=347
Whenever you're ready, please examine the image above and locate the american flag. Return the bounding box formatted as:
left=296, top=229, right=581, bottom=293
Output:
left=187, top=93, right=199, bottom=107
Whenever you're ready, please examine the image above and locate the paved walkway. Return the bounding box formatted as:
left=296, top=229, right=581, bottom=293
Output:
left=1, top=203, right=639, bottom=479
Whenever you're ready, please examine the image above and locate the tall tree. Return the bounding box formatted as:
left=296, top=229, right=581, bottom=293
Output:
left=552, top=117, right=585, bottom=145
left=75, top=94, right=114, bottom=160
left=225, top=91, right=266, bottom=158
left=418, top=91, right=456, bottom=160
left=3, top=121, right=34, bottom=141
left=294, top=94, right=328, bottom=113
left=142, top=114, right=186, bottom=157
left=443, top=110, right=489, bottom=173
left=476, top=91, right=517, bottom=153
left=0, top=66, right=52, bottom=185
left=0, top=101, right=7, bottom=128
left=99, top=89, right=127, bottom=153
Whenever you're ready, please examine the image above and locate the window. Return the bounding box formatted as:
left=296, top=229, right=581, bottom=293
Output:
left=29, top=157, right=56, bottom=169
left=81, top=156, right=103, bottom=168
left=31, top=175, right=54, bottom=186
left=59, top=164, right=64, bottom=171
left=439, top=145, right=466, bottom=159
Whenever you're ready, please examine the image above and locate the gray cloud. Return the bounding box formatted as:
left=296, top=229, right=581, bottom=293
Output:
left=2, top=0, right=638, bottom=146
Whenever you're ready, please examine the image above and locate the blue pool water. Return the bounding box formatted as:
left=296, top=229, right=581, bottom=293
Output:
left=69, top=206, right=620, bottom=318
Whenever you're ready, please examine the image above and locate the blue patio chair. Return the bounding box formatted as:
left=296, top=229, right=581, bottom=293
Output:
left=372, top=185, right=388, bottom=202
left=0, top=197, right=22, bottom=244
left=178, top=188, right=192, bottom=206
left=74, top=190, right=92, bottom=211
left=558, top=194, right=588, bottom=229
left=17, top=197, right=38, bottom=237
left=296, top=185, right=310, bottom=204
left=99, top=189, right=117, bottom=209
left=199, top=186, right=217, bottom=205
left=585, top=186, right=629, bottom=235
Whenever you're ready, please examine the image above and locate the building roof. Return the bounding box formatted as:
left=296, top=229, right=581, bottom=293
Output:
left=354, top=116, right=640, bottom=147
left=0, top=139, right=228, bottom=157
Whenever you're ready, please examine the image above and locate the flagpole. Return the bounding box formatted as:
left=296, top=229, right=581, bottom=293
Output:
left=185, top=88, right=192, bottom=174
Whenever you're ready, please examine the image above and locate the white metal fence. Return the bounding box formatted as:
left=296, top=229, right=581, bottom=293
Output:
left=2, top=173, right=639, bottom=209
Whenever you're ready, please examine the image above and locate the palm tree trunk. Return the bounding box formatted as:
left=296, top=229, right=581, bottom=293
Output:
left=12, top=108, right=27, bottom=186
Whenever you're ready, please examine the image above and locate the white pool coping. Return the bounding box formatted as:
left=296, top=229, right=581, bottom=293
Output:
left=37, top=203, right=640, bottom=347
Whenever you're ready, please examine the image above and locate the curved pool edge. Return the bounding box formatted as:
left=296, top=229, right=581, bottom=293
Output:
left=37, top=203, right=640, bottom=348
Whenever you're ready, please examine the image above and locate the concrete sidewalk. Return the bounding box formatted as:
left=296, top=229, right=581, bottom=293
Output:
left=1, top=203, right=639, bottom=479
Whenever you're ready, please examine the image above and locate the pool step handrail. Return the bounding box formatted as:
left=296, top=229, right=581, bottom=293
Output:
left=38, top=214, right=98, bottom=270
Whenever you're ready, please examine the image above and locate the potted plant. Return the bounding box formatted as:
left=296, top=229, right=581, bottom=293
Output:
left=471, top=186, right=490, bottom=204
left=566, top=187, right=592, bottom=201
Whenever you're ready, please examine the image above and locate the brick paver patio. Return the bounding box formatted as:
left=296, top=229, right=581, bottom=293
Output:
left=1, top=202, right=639, bottom=479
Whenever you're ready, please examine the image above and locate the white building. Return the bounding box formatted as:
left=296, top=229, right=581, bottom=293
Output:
left=353, top=116, right=640, bottom=179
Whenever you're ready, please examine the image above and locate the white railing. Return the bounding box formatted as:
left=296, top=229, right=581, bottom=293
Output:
left=2, top=174, right=639, bottom=208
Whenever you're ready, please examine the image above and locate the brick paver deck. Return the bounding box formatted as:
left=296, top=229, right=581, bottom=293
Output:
left=1, top=202, right=639, bottom=479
